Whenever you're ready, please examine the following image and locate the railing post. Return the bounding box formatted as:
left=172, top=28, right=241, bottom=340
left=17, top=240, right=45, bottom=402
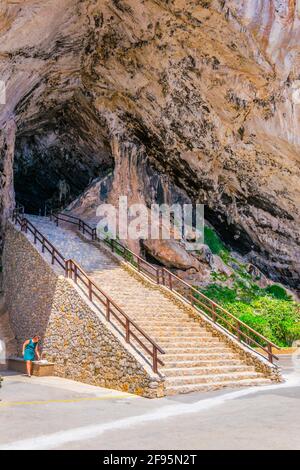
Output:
left=65, top=260, right=69, bottom=278
left=106, top=300, right=110, bottom=321
left=88, top=280, right=92, bottom=301
left=267, top=343, right=273, bottom=363
left=156, top=269, right=160, bottom=285
left=125, top=318, right=130, bottom=342
left=111, top=239, right=114, bottom=253
left=68, top=261, right=73, bottom=280
left=21, top=219, right=25, bottom=232
left=74, top=264, right=78, bottom=283
left=34, top=229, right=37, bottom=244
left=190, top=290, right=194, bottom=306
left=153, top=346, right=158, bottom=374
left=237, top=323, right=241, bottom=342
left=137, top=257, right=140, bottom=272
left=161, top=269, right=165, bottom=286
left=212, top=304, right=216, bottom=322
left=51, top=247, right=55, bottom=265
left=169, top=272, right=173, bottom=290
left=92, top=228, right=96, bottom=241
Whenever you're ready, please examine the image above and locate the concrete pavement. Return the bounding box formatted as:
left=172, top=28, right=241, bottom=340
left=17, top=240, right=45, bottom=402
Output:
left=0, top=355, right=300, bottom=450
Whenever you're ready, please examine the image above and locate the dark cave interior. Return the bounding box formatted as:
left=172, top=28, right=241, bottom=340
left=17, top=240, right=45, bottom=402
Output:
left=13, top=105, right=114, bottom=214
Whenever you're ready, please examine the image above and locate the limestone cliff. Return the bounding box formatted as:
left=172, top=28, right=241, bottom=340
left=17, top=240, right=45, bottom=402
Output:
left=0, top=0, right=299, bottom=288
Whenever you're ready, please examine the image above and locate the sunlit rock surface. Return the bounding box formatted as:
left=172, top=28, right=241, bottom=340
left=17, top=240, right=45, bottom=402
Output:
left=0, top=0, right=299, bottom=288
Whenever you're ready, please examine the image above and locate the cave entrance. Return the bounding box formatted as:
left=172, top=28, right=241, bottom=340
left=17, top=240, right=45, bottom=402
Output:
left=13, top=107, right=114, bottom=214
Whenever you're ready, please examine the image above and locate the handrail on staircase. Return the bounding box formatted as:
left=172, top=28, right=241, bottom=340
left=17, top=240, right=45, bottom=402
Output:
left=66, top=259, right=165, bottom=370
left=51, top=212, right=160, bottom=283
left=51, top=211, right=280, bottom=365
left=159, top=268, right=280, bottom=363
left=12, top=210, right=165, bottom=373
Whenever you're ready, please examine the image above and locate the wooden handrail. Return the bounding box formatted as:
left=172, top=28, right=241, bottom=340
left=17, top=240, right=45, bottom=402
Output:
left=162, top=268, right=280, bottom=348
left=13, top=213, right=165, bottom=373
left=52, top=212, right=159, bottom=281
left=67, top=259, right=164, bottom=356
left=160, top=267, right=280, bottom=363
left=22, top=217, right=66, bottom=268
left=52, top=211, right=280, bottom=365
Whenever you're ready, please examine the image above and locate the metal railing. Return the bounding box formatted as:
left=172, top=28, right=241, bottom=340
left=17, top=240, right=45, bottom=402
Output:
left=51, top=211, right=280, bottom=364
left=12, top=209, right=165, bottom=373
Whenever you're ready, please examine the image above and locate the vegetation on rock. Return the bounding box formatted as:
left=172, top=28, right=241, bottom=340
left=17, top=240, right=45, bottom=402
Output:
left=202, top=227, right=300, bottom=347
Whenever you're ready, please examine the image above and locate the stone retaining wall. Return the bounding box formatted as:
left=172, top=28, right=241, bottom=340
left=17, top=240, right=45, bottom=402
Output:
left=3, top=222, right=165, bottom=397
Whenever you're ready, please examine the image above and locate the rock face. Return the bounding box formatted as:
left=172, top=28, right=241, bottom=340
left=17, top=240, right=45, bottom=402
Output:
left=0, top=1, right=299, bottom=288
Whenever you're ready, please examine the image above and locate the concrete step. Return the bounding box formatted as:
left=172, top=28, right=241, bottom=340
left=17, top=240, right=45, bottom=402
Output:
left=162, top=346, right=234, bottom=355
left=157, top=335, right=224, bottom=349
left=135, top=332, right=214, bottom=342
left=165, top=371, right=265, bottom=386
left=139, top=329, right=212, bottom=337
left=163, top=365, right=255, bottom=377
left=137, top=321, right=205, bottom=328
left=126, top=314, right=192, bottom=322
left=157, top=337, right=221, bottom=346
left=165, top=377, right=272, bottom=395
left=163, top=358, right=246, bottom=368
left=138, top=321, right=199, bottom=327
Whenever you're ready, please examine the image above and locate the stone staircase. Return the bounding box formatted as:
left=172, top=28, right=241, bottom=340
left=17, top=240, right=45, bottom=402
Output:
left=25, top=215, right=276, bottom=394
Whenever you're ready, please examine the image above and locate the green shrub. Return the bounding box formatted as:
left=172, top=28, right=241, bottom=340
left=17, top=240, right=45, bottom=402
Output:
left=199, top=284, right=300, bottom=347
left=264, top=284, right=291, bottom=301
left=204, top=226, right=227, bottom=255
left=237, top=310, right=275, bottom=344
left=201, top=284, right=237, bottom=303
left=201, top=228, right=299, bottom=347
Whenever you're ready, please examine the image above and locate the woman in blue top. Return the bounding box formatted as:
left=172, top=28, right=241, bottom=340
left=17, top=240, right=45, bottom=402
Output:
left=22, top=335, right=41, bottom=377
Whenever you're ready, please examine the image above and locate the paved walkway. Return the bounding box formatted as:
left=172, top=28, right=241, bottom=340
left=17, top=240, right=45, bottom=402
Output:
left=0, top=357, right=299, bottom=450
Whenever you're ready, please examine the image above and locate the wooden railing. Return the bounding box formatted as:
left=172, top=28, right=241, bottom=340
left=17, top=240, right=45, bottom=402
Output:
left=66, top=259, right=164, bottom=372
left=159, top=268, right=280, bottom=363
left=12, top=212, right=165, bottom=373
left=51, top=212, right=161, bottom=284
left=51, top=211, right=280, bottom=364
left=13, top=203, right=25, bottom=219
